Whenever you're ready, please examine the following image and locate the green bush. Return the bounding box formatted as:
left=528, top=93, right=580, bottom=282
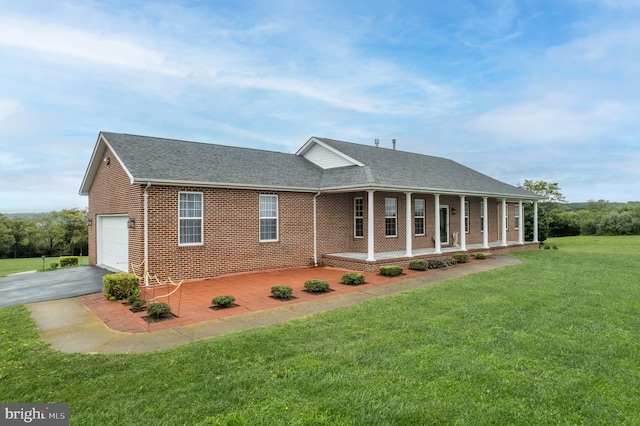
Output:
left=59, top=256, right=79, bottom=268
left=271, top=285, right=293, bottom=300
left=428, top=258, right=456, bottom=269
left=379, top=265, right=403, bottom=277
left=453, top=254, right=469, bottom=263
left=103, top=273, right=140, bottom=301
left=212, top=295, right=236, bottom=307
left=130, top=298, right=146, bottom=312
left=49, top=263, right=59, bottom=270
left=304, top=279, right=330, bottom=293
left=408, top=259, right=429, bottom=271
left=341, top=272, right=365, bottom=285
left=543, top=244, right=552, bottom=250
left=474, top=253, right=487, bottom=260
left=146, top=302, right=171, bottom=318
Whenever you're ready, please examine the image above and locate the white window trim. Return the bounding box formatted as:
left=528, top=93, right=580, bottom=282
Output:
left=464, top=200, right=470, bottom=234
left=480, top=200, right=484, bottom=233
left=385, top=197, right=397, bottom=238
left=354, top=197, right=364, bottom=238
left=178, top=191, right=204, bottom=246
left=514, top=204, right=520, bottom=230
left=414, top=198, right=425, bottom=236
left=259, top=194, right=279, bottom=242
left=506, top=204, right=509, bottom=231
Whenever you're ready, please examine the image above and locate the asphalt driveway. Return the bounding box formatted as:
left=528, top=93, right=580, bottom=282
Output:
left=0, top=266, right=111, bottom=308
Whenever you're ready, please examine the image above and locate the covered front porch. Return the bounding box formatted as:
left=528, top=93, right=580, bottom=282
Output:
left=322, top=240, right=539, bottom=272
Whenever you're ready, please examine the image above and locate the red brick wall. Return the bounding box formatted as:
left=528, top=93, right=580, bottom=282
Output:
left=87, top=146, right=142, bottom=271
left=144, top=187, right=316, bottom=280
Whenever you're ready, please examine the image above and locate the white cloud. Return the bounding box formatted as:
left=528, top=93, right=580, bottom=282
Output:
left=0, top=17, right=188, bottom=77
left=0, top=98, right=21, bottom=121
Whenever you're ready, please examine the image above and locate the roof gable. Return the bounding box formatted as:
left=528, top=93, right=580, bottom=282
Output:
left=296, top=137, right=364, bottom=169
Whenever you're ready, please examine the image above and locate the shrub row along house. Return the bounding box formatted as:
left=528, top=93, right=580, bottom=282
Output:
left=80, top=132, right=543, bottom=282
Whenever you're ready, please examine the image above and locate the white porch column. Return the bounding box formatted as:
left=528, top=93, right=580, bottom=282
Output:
left=518, top=200, right=524, bottom=244
left=501, top=198, right=508, bottom=247
left=405, top=192, right=413, bottom=257
left=459, top=195, right=467, bottom=251
left=482, top=197, right=489, bottom=249
left=533, top=201, right=539, bottom=243
left=367, top=190, right=376, bottom=261
left=434, top=194, right=442, bottom=254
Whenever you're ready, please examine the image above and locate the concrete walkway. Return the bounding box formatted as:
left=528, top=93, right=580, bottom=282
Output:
left=26, top=256, right=521, bottom=354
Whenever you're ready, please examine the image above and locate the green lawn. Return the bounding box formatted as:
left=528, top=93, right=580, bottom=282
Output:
left=0, top=256, right=89, bottom=278
left=1, top=236, right=639, bottom=425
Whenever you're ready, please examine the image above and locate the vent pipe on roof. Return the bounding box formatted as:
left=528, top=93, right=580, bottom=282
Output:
left=392, top=138, right=396, bottom=150
left=374, top=138, right=379, bottom=147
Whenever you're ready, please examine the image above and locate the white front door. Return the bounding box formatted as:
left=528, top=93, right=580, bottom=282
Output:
left=97, top=215, right=129, bottom=272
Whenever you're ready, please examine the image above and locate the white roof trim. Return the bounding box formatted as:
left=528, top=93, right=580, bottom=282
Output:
left=296, top=137, right=365, bottom=167
left=78, top=132, right=135, bottom=195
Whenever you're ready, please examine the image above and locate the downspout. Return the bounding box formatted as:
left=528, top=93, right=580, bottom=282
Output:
left=313, top=191, right=321, bottom=267
left=144, top=182, right=151, bottom=286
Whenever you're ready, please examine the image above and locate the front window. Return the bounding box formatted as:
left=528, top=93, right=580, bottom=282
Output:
left=480, top=200, right=485, bottom=232
left=385, top=198, right=397, bottom=237
left=179, top=192, right=203, bottom=245
left=260, top=194, right=278, bottom=241
left=464, top=200, right=470, bottom=233
left=514, top=204, right=520, bottom=230
left=354, top=198, right=364, bottom=238
left=414, top=199, right=425, bottom=236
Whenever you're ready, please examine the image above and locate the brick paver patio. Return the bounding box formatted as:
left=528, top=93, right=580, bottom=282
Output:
left=79, top=265, right=432, bottom=333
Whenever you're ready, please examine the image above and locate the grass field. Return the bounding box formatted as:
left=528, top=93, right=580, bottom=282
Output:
left=0, top=256, right=89, bottom=278
left=1, top=236, right=639, bottom=424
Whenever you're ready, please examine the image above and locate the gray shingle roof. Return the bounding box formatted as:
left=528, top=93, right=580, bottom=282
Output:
left=314, top=137, right=538, bottom=198
left=80, top=132, right=540, bottom=200
left=101, top=132, right=323, bottom=190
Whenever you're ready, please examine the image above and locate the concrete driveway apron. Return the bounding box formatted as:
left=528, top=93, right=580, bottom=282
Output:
left=0, top=266, right=110, bottom=308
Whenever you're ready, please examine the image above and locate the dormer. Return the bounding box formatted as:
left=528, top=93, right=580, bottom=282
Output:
left=296, top=137, right=365, bottom=169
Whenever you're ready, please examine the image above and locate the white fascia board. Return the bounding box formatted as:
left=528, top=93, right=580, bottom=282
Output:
left=131, top=178, right=320, bottom=193
left=296, top=137, right=365, bottom=167
left=78, top=133, right=136, bottom=195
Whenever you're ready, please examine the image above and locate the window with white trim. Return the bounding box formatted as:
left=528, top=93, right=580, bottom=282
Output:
left=179, top=192, right=203, bottom=245
left=514, top=204, right=520, bottom=230
left=414, top=199, right=425, bottom=236
left=464, top=200, right=470, bottom=233
left=385, top=198, right=397, bottom=237
left=354, top=197, right=364, bottom=238
left=259, top=194, right=278, bottom=241
left=480, top=200, right=485, bottom=232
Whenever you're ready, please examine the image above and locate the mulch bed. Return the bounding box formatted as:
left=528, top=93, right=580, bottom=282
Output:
left=209, top=303, right=240, bottom=311
left=268, top=296, right=299, bottom=301
left=141, top=313, right=179, bottom=323
left=302, top=289, right=336, bottom=295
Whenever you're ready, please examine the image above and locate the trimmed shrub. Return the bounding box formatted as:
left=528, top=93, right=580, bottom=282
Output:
left=130, top=298, right=146, bottom=312
left=474, top=253, right=487, bottom=260
left=341, top=272, right=365, bottom=285
left=271, top=285, right=293, bottom=300
left=103, top=273, right=140, bottom=301
left=379, top=265, right=403, bottom=277
left=146, top=302, right=171, bottom=318
left=304, top=279, right=330, bottom=293
left=212, top=295, right=236, bottom=307
left=453, top=254, right=469, bottom=263
left=428, top=258, right=456, bottom=269
left=59, top=256, right=79, bottom=268
left=408, top=259, right=429, bottom=271
left=49, top=263, right=59, bottom=270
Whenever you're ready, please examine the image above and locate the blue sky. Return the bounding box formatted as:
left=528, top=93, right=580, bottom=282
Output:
left=1, top=0, right=638, bottom=213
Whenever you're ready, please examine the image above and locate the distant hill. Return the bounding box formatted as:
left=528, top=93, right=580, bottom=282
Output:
left=3, top=213, right=43, bottom=218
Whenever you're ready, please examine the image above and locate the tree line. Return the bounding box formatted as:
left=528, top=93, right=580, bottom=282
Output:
left=520, top=180, right=640, bottom=241
left=0, top=209, right=88, bottom=258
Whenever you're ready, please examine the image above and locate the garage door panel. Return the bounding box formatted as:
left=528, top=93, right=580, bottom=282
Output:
left=98, top=216, right=129, bottom=272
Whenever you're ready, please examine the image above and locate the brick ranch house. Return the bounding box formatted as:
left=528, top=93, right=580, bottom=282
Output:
left=79, top=132, right=543, bottom=282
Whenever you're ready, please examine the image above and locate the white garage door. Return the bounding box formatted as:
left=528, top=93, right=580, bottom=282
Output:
left=98, top=215, right=129, bottom=272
